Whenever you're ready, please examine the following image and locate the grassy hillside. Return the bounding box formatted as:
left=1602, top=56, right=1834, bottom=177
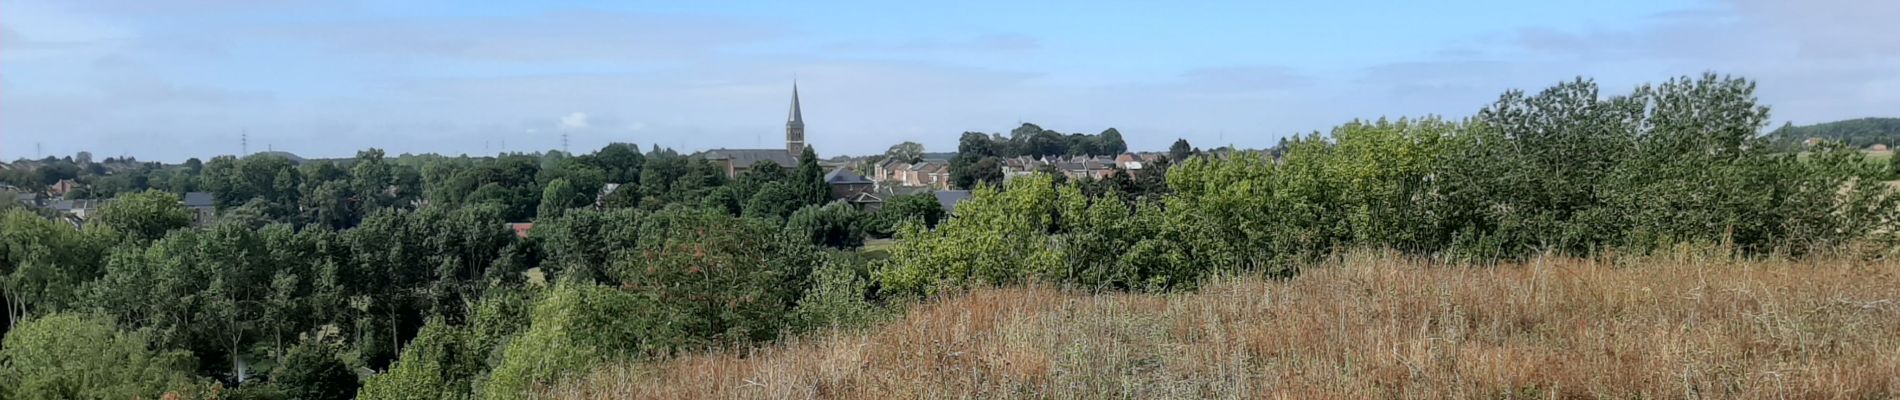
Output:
left=546, top=253, right=1900, bottom=399
left=1767, top=117, right=1900, bottom=149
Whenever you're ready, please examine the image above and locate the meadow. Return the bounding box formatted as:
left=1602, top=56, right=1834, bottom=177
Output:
left=547, top=252, right=1900, bottom=399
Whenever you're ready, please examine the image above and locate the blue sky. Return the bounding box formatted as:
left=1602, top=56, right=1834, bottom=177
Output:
left=5, top=0, right=1898, bottom=161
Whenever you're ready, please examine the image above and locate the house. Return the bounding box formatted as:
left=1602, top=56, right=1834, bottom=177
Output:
left=1870, top=144, right=1890, bottom=152
left=48, top=199, right=108, bottom=219
left=506, top=223, right=534, bottom=239
left=49, top=179, right=79, bottom=198
left=596, top=183, right=623, bottom=208
left=183, top=192, right=216, bottom=226
left=700, top=149, right=798, bottom=178
left=825, top=168, right=876, bottom=202
left=934, top=190, right=972, bottom=213
left=698, top=82, right=810, bottom=178
left=13, top=192, right=40, bottom=208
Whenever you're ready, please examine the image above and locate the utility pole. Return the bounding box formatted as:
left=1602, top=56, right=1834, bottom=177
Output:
left=241, top=131, right=249, bottom=156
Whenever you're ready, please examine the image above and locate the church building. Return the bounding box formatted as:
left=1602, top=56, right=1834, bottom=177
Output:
left=700, top=83, right=808, bottom=178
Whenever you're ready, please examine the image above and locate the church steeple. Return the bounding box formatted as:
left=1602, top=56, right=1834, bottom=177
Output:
left=786, top=81, right=806, bottom=154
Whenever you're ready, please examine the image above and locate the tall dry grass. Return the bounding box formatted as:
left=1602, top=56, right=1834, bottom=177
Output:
left=544, top=252, right=1900, bottom=399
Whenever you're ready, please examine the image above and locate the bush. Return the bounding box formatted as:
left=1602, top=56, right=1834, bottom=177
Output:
left=791, top=252, right=886, bottom=331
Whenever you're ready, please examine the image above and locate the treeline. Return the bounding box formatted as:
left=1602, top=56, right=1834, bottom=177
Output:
left=948, top=124, right=1131, bottom=189
left=879, top=74, right=1899, bottom=296
left=0, top=145, right=943, bottom=398
left=1764, top=117, right=1900, bottom=150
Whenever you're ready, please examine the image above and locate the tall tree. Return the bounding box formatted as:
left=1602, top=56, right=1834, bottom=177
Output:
left=884, top=142, right=926, bottom=164
left=1098, top=128, right=1129, bottom=155
left=1168, top=139, right=1194, bottom=162
left=794, top=147, right=828, bottom=206
left=93, top=190, right=193, bottom=243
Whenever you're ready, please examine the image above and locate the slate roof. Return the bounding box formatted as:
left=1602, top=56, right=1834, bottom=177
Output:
left=934, top=190, right=972, bottom=212
left=699, top=149, right=797, bottom=169
left=824, top=168, right=872, bottom=184
left=183, top=192, right=215, bottom=208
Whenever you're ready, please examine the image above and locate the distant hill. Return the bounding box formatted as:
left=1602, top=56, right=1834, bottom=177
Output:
left=1764, top=117, right=1900, bottom=150
left=249, top=151, right=307, bottom=163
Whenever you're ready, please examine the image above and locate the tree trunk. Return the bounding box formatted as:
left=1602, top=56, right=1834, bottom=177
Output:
left=274, top=325, right=284, bottom=365
left=390, top=312, right=400, bottom=355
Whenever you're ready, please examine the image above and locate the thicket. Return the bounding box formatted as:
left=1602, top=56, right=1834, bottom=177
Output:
left=878, top=74, right=1900, bottom=295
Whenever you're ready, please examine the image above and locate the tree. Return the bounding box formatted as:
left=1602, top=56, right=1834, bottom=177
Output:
left=885, top=142, right=925, bottom=164
left=352, top=149, right=397, bottom=215
left=2, top=209, right=108, bottom=332
left=1098, top=128, right=1129, bottom=155
left=868, top=193, right=945, bottom=237
left=951, top=132, right=1004, bottom=189
left=538, top=178, right=581, bottom=219
left=93, top=190, right=193, bottom=242
left=1168, top=139, right=1194, bottom=162
left=272, top=341, right=358, bottom=400
left=0, top=313, right=199, bottom=400
left=794, top=147, right=828, bottom=206
left=357, top=318, right=470, bottom=400
left=785, top=202, right=867, bottom=249
left=590, top=142, right=645, bottom=184
left=743, top=182, right=803, bottom=222
left=877, top=175, right=1062, bottom=297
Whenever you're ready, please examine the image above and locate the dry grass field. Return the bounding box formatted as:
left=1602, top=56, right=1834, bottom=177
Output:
left=544, top=252, right=1900, bottom=399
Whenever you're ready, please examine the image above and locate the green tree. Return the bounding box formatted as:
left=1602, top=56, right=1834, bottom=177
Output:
left=272, top=340, right=358, bottom=400
left=93, top=189, right=193, bottom=242
left=884, top=142, right=925, bottom=164
left=590, top=142, right=645, bottom=184
left=867, top=193, right=945, bottom=237
left=785, top=202, right=867, bottom=249
left=2, top=209, right=108, bottom=332
left=877, top=175, right=1062, bottom=297
left=0, top=313, right=199, bottom=400
left=537, top=178, right=581, bottom=219
left=743, top=182, right=803, bottom=222
left=1098, top=128, right=1129, bottom=155
left=794, top=147, right=828, bottom=205
left=1168, top=138, right=1194, bottom=162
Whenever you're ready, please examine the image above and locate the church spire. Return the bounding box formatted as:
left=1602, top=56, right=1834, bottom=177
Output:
left=786, top=81, right=806, bottom=154
left=788, top=81, right=803, bottom=124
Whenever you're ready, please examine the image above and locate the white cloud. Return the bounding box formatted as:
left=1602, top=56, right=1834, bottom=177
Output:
left=560, top=112, right=589, bottom=130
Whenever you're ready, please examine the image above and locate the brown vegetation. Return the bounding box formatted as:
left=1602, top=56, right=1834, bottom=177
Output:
left=546, top=252, right=1900, bottom=399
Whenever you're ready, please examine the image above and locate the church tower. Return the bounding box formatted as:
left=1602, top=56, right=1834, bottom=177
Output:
left=786, top=82, right=806, bottom=155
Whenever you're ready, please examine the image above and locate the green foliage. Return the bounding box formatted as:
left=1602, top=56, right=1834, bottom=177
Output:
left=0, top=313, right=199, bottom=400
left=610, top=208, right=821, bottom=345
left=2, top=209, right=109, bottom=333
left=358, top=318, right=473, bottom=400
left=790, top=252, right=885, bottom=332
left=867, top=193, right=945, bottom=237
left=202, top=154, right=302, bottom=213
left=536, top=178, right=580, bottom=219
left=478, top=283, right=670, bottom=400
left=273, top=340, right=359, bottom=400
left=742, top=182, right=803, bottom=221
left=785, top=202, right=868, bottom=249
left=885, top=142, right=926, bottom=164
left=794, top=147, right=829, bottom=205
left=94, top=189, right=194, bottom=242
left=877, top=175, right=1062, bottom=297
left=890, top=74, right=1900, bottom=298
left=1168, top=138, right=1194, bottom=162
